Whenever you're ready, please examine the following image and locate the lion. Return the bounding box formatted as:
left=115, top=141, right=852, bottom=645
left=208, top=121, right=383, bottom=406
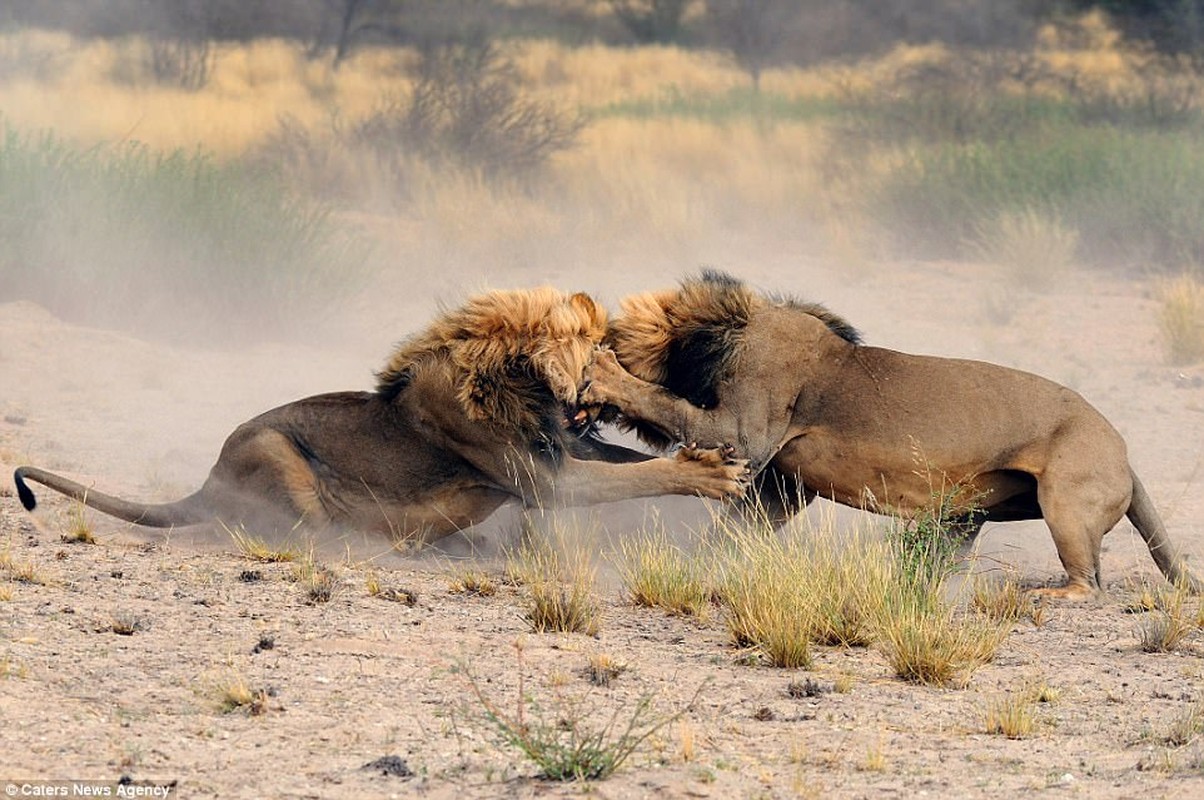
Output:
left=580, top=270, right=1199, bottom=599
left=14, top=287, right=748, bottom=544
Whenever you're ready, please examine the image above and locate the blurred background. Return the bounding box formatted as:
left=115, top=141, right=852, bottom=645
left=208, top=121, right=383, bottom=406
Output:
left=0, top=0, right=1201, bottom=347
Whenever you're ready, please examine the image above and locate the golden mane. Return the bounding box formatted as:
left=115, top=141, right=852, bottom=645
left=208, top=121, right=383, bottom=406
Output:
left=376, top=287, right=608, bottom=434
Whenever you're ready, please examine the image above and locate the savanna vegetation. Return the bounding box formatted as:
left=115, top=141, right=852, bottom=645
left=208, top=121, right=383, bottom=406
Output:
left=0, top=1, right=1202, bottom=351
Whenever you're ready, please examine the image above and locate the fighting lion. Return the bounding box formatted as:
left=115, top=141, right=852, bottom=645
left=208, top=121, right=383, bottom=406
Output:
left=581, top=270, right=1199, bottom=599
left=14, top=287, right=748, bottom=543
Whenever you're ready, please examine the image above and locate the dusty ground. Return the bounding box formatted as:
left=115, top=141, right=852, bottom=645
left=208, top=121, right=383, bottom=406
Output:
left=2, top=257, right=1204, bottom=799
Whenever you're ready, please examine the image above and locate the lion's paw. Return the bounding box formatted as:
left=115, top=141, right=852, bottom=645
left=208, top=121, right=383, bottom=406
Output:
left=676, top=445, right=751, bottom=500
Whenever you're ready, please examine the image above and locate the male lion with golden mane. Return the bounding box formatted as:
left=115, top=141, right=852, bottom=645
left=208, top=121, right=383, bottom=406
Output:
left=15, top=287, right=748, bottom=543
left=581, top=270, right=1199, bottom=599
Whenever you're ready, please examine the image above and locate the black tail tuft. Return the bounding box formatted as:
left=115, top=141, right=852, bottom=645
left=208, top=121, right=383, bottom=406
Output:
left=13, top=468, right=37, bottom=511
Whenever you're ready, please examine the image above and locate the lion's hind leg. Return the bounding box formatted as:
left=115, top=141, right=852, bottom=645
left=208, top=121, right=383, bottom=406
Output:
left=1029, top=457, right=1130, bottom=601
left=202, top=427, right=328, bottom=532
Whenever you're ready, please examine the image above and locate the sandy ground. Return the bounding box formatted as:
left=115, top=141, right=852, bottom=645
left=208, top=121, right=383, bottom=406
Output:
left=2, top=256, right=1204, bottom=799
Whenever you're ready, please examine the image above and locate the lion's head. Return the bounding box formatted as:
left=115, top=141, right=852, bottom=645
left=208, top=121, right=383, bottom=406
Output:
left=376, top=287, right=608, bottom=436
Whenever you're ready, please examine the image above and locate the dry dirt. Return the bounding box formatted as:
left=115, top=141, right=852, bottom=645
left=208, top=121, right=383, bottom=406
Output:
left=2, top=257, right=1204, bottom=799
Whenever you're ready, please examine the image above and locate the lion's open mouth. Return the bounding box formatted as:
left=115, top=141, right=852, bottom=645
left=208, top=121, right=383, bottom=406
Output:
left=563, top=403, right=618, bottom=435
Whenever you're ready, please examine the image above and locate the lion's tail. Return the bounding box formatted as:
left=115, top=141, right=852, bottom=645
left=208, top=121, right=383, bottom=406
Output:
left=14, top=466, right=209, bottom=528
left=1126, top=470, right=1202, bottom=593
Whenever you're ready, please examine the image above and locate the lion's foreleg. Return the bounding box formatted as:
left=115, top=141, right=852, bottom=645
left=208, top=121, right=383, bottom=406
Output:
left=504, top=448, right=749, bottom=507
left=582, top=350, right=735, bottom=448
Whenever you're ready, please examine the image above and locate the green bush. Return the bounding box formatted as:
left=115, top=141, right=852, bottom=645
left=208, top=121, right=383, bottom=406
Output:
left=0, top=123, right=371, bottom=341
left=873, top=125, right=1204, bottom=269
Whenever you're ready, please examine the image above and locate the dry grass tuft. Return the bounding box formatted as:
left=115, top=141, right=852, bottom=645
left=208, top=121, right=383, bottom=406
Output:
left=110, top=611, right=145, bottom=636
left=1132, top=579, right=1197, bottom=652
left=226, top=524, right=300, bottom=564
left=1156, top=273, right=1204, bottom=365
left=872, top=586, right=1011, bottom=688
left=59, top=500, right=97, bottom=544
left=966, top=207, right=1079, bottom=287
left=983, top=691, right=1037, bottom=739
left=615, top=527, right=712, bottom=618
left=510, top=532, right=602, bottom=637
left=713, top=511, right=892, bottom=667
left=584, top=652, right=627, bottom=687
left=293, top=558, right=338, bottom=605
left=1162, top=700, right=1204, bottom=747
left=447, top=568, right=498, bottom=597
left=214, top=672, right=271, bottom=716
left=0, top=548, right=45, bottom=586
left=972, top=571, right=1038, bottom=622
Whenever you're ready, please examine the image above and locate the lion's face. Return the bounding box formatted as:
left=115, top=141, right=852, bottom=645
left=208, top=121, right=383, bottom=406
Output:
left=378, top=287, right=610, bottom=437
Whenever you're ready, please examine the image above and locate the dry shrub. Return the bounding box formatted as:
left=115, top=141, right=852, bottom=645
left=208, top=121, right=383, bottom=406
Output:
left=355, top=37, right=584, bottom=184
left=584, top=652, right=627, bottom=687
left=966, top=207, right=1078, bottom=287
left=213, top=671, right=271, bottom=716
left=292, top=557, right=338, bottom=605
left=1156, top=273, right=1204, bottom=365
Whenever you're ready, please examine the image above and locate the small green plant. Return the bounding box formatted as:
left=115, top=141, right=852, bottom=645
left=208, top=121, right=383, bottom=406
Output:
left=616, top=528, right=712, bottom=618
left=1156, top=273, right=1204, bottom=365
left=885, top=474, right=983, bottom=602
left=462, top=641, right=696, bottom=781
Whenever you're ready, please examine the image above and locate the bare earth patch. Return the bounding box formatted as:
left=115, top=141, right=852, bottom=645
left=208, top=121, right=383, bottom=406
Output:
left=2, top=260, right=1204, bottom=798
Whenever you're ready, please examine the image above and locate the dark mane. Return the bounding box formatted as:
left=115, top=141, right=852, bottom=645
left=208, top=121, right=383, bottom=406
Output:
left=609, top=269, right=862, bottom=449
left=661, top=269, right=756, bottom=409
left=778, top=296, right=863, bottom=346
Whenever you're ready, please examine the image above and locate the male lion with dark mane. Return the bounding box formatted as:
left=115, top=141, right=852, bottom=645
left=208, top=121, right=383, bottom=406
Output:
left=581, top=270, right=1199, bottom=599
left=15, top=287, right=748, bottom=543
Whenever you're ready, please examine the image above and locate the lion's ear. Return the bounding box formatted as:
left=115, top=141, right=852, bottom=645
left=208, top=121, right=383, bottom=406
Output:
left=568, top=292, right=607, bottom=330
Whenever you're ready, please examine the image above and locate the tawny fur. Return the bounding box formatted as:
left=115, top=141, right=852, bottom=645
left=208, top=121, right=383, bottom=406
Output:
left=586, top=270, right=1198, bottom=600
left=15, top=287, right=748, bottom=543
